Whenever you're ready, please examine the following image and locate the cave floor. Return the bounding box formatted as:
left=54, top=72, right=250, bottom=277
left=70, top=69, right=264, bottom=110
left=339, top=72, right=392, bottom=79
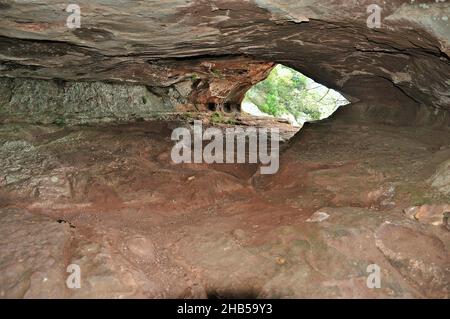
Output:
left=0, top=119, right=449, bottom=298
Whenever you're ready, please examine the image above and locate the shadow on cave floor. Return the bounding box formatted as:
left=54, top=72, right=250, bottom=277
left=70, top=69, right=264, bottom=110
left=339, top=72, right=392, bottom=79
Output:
left=206, top=289, right=260, bottom=299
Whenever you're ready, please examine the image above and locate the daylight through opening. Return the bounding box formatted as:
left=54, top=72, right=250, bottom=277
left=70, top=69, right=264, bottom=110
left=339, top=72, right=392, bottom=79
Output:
left=242, top=64, right=349, bottom=127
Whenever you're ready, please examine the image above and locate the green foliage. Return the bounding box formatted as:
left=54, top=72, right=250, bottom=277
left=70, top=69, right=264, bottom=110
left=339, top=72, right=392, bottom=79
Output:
left=211, top=111, right=223, bottom=124
left=191, top=73, right=199, bottom=81
left=184, top=111, right=194, bottom=119
left=259, top=93, right=279, bottom=116
left=243, top=65, right=347, bottom=123
left=210, top=69, right=222, bottom=78
left=53, top=117, right=66, bottom=126
left=211, top=111, right=236, bottom=125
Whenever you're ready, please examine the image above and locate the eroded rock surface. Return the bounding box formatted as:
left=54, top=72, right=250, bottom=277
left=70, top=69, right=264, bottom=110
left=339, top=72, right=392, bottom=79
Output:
left=0, top=1, right=449, bottom=122
left=430, top=159, right=450, bottom=196
left=404, top=204, right=450, bottom=226
left=0, top=118, right=449, bottom=298
left=375, top=222, right=449, bottom=298
left=0, top=208, right=70, bottom=298
left=0, top=58, right=273, bottom=124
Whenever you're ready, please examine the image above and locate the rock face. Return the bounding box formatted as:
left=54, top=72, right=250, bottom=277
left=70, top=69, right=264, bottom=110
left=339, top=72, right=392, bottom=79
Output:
left=0, top=78, right=174, bottom=124
left=375, top=222, right=449, bottom=298
left=0, top=208, right=70, bottom=298
left=404, top=204, right=450, bottom=226
left=429, top=159, right=450, bottom=195
left=0, top=58, right=273, bottom=124
left=0, top=0, right=449, bottom=123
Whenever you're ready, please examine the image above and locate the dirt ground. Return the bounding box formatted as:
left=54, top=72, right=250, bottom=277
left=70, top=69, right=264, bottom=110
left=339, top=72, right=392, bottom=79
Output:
left=0, top=115, right=449, bottom=298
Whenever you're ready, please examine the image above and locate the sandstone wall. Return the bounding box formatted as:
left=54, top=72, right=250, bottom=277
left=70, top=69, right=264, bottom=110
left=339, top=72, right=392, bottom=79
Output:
left=0, top=1, right=449, bottom=124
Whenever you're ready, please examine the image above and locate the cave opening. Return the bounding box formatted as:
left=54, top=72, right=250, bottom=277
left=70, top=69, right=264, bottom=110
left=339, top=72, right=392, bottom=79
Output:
left=241, top=64, right=349, bottom=128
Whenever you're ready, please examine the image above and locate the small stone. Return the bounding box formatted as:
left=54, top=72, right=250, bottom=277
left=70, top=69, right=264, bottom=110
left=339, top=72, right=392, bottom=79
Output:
left=306, top=210, right=330, bottom=223
left=275, top=257, right=286, bottom=265
left=403, top=206, right=419, bottom=219
left=403, top=204, right=450, bottom=226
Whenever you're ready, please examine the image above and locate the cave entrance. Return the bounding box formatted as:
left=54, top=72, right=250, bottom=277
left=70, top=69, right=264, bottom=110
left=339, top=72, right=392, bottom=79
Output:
left=241, top=64, right=349, bottom=128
